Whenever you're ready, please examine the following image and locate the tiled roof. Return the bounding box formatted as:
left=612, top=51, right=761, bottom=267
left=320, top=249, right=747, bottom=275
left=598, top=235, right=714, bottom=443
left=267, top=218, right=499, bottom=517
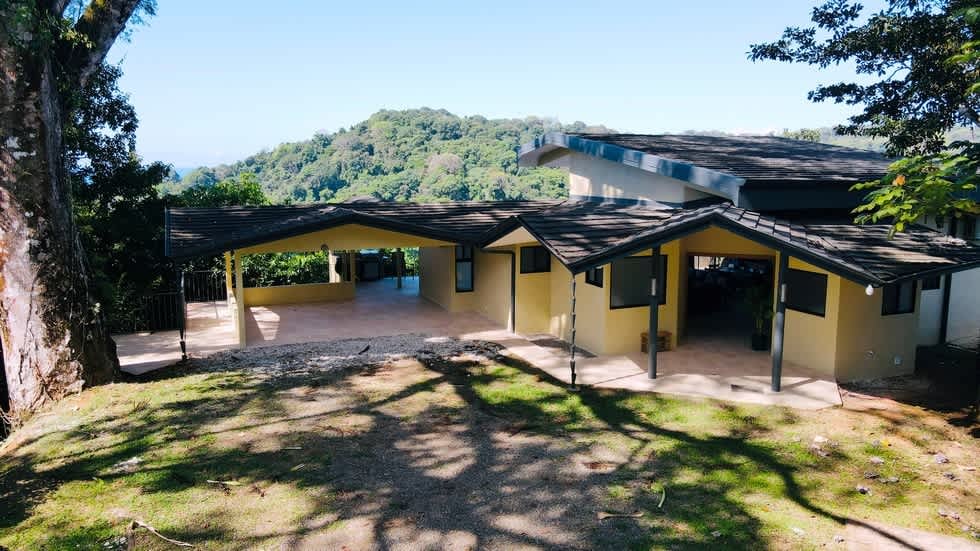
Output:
left=166, top=200, right=980, bottom=286
left=510, top=202, right=980, bottom=285
left=165, top=200, right=559, bottom=259
left=565, top=133, right=893, bottom=183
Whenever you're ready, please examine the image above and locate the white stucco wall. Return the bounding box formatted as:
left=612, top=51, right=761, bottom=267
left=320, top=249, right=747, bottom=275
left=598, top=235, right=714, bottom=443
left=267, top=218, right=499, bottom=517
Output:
left=948, top=269, right=980, bottom=346
left=545, top=151, right=714, bottom=205
left=917, top=281, right=944, bottom=346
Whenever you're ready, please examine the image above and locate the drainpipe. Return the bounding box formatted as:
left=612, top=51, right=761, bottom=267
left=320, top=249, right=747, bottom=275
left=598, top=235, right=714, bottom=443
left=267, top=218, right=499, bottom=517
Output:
left=480, top=249, right=516, bottom=333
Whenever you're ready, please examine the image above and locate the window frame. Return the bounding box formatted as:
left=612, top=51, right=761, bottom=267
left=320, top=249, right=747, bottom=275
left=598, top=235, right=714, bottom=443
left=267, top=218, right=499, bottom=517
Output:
left=609, top=255, right=667, bottom=310
left=454, top=245, right=474, bottom=293
left=519, top=246, right=551, bottom=274
left=881, top=280, right=916, bottom=316
left=921, top=276, right=941, bottom=291
left=585, top=266, right=604, bottom=288
left=784, top=268, right=828, bottom=318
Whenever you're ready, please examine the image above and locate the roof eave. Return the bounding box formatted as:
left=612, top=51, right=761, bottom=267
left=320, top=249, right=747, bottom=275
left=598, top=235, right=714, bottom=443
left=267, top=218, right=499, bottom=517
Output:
left=517, top=132, right=746, bottom=204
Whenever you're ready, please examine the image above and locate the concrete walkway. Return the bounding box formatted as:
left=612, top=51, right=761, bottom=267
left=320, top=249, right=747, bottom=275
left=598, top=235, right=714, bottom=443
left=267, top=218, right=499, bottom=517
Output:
left=114, top=278, right=841, bottom=409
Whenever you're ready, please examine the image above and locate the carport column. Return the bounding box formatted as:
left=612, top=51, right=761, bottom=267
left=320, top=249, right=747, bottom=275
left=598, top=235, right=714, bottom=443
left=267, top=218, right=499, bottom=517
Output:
left=234, top=250, right=246, bottom=350
left=224, top=252, right=233, bottom=302
left=648, top=246, right=662, bottom=379
left=771, top=253, right=789, bottom=392
left=328, top=251, right=339, bottom=283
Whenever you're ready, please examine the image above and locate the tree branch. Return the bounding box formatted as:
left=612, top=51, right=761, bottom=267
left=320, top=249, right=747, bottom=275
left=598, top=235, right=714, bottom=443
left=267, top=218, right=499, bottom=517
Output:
left=67, top=0, right=144, bottom=88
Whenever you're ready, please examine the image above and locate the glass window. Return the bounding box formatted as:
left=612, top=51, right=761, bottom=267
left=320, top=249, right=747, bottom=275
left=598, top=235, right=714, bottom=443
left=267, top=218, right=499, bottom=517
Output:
left=785, top=268, right=827, bottom=317
left=610, top=255, right=667, bottom=309
left=921, top=276, right=941, bottom=291
left=882, top=280, right=916, bottom=315
left=520, top=246, right=551, bottom=274
left=455, top=245, right=474, bottom=292
left=585, top=266, right=603, bottom=287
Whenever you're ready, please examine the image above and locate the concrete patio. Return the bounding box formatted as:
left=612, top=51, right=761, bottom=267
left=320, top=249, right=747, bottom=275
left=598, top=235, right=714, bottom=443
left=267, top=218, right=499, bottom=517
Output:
left=114, top=278, right=841, bottom=409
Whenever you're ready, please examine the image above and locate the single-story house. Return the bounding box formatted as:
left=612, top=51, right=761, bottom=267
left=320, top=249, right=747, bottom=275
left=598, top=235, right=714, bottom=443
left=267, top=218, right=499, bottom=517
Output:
left=165, top=133, right=980, bottom=389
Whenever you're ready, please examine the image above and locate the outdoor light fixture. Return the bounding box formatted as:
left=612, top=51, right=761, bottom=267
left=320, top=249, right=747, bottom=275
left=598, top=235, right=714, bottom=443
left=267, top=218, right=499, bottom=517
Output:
left=865, top=284, right=874, bottom=296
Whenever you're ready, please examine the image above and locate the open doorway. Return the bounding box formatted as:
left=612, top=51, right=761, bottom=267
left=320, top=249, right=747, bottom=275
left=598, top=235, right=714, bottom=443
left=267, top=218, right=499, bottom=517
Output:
left=685, top=255, right=774, bottom=350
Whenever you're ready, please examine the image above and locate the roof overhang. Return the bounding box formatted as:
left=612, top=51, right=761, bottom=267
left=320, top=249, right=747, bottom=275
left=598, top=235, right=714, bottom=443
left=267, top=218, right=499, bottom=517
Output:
left=167, top=209, right=476, bottom=261
left=518, top=132, right=746, bottom=204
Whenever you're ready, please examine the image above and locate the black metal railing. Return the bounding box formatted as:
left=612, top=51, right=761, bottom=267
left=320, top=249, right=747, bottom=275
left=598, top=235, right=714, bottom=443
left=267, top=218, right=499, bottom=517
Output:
left=131, top=291, right=184, bottom=333
left=183, top=270, right=226, bottom=303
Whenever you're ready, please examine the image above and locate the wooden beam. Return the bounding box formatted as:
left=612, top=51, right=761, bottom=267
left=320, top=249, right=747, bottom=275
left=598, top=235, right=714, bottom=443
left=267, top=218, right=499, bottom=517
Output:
left=772, top=252, right=789, bottom=392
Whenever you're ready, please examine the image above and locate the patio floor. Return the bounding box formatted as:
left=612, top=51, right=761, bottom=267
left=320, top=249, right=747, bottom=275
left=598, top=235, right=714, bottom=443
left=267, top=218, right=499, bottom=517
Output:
left=114, top=278, right=841, bottom=409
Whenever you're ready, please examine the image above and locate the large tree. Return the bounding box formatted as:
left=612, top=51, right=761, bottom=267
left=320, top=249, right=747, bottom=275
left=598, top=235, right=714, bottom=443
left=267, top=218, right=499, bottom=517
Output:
left=750, top=0, right=978, bottom=157
left=0, top=0, right=153, bottom=421
left=751, top=1, right=979, bottom=233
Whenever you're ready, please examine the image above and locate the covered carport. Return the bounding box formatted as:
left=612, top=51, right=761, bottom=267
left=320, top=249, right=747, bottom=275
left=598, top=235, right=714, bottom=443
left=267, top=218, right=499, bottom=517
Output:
left=165, top=200, right=555, bottom=352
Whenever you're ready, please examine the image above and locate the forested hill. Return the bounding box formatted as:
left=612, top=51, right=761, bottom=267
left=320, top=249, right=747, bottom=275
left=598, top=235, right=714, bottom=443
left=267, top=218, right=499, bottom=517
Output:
left=162, top=109, right=612, bottom=203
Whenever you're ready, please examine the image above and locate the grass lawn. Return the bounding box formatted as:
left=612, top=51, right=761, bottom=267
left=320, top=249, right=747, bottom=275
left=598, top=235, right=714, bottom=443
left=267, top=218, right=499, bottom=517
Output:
left=1, top=341, right=977, bottom=550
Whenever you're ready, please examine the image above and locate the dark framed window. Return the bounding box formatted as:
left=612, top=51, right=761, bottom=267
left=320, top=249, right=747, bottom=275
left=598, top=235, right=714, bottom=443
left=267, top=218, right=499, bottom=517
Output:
left=520, top=246, right=551, bottom=274
left=585, top=266, right=603, bottom=287
left=610, top=255, right=667, bottom=309
left=882, top=280, right=916, bottom=315
left=455, top=245, right=474, bottom=292
left=921, top=276, right=941, bottom=291
left=785, top=268, right=827, bottom=317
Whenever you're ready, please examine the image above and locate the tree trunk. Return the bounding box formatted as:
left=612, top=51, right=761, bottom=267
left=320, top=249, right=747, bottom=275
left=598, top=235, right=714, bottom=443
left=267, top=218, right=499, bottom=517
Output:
left=0, top=8, right=119, bottom=422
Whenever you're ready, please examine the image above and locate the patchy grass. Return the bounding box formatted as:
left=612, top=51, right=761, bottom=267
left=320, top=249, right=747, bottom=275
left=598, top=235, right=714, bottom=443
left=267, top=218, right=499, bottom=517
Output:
left=1, top=348, right=978, bottom=550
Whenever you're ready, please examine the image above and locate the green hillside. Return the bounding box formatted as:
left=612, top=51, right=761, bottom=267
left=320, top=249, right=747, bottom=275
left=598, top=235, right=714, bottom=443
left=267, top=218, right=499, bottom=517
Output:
left=162, top=108, right=977, bottom=204
left=163, top=108, right=611, bottom=203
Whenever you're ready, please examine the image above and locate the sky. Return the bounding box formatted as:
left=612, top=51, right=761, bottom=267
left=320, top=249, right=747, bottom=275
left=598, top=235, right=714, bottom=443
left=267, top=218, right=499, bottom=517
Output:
left=108, top=0, right=885, bottom=168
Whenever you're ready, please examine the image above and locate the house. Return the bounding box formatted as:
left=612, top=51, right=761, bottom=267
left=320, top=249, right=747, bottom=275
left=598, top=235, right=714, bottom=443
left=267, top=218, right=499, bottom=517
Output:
left=165, top=133, right=980, bottom=390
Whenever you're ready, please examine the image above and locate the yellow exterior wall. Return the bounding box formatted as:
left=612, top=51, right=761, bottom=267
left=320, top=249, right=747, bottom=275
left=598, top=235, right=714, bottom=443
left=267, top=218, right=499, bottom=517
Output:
left=419, top=246, right=454, bottom=310
left=242, top=281, right=355, bottom=306
left=515, top=246, right=552, bottom=334
left=547, top=264, right=607, bottom=354
left=602, top=242, right=682, bottom=355
left=835, top=279, right=920, bottom=382
left=781, top=257, right=840, bottom=378
left=472, top=250, right=512, bottom=329
left=559, top=151, right=714, bottom=204
left=683, top=226, right=776, bottom=258
left=240, top=223, right=452, bottom=254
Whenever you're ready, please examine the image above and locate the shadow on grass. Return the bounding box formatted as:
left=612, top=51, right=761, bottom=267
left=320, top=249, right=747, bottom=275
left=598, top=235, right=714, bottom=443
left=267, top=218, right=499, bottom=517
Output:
left=0, top=340, right=944, bottom=549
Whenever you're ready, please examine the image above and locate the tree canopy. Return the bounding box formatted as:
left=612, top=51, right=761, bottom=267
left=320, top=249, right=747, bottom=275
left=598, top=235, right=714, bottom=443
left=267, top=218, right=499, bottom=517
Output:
left=750, top=0, right=979, bottom=157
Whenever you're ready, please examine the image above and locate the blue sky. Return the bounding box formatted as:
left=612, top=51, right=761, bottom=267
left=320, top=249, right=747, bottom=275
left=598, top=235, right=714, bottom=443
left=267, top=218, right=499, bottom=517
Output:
left=108, top=0, right=884, bottom=167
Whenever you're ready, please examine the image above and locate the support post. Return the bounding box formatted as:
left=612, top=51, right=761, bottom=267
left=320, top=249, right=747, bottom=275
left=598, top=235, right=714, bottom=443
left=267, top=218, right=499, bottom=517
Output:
left=648, top=246, right=661, bottom=379
left=328, top=251, right=339, bottom=283
left=772, top=253, right=789, bottom=392
left=396, top=248, right=403, bottom=289
left=234, top=250, right=246, bottom=350
left=178, top=269, right=187, bottom=360
left=569, top=274, right=578, bottom=390
left=224, top=252, right=233, bottom=302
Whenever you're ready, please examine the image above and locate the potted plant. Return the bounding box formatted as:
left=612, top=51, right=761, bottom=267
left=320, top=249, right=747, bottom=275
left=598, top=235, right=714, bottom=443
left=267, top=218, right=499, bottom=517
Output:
left=744, top=285, right=773, bottom=351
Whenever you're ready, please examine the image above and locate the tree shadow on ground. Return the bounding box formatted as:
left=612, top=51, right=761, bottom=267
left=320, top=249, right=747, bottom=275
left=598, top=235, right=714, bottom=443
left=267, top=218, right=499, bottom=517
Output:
left=0, top=339, right=958, bottom=549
